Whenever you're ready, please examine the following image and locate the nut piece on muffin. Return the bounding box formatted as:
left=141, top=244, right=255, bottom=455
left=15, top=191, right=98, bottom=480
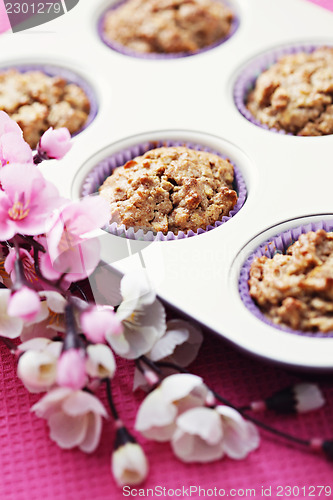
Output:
left=0, top=69, right=91, bottom=148
left=102, top=0, right=234, bottom=54
left=99, top=146, right=238, bottom=235
left=246, top=47, right=333, bottom=136
left=248, top=229, right=333, bottom=333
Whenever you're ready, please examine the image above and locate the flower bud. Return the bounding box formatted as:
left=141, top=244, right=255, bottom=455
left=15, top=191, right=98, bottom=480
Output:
left=17, top=349, right=57, bottom=393
left=112, top=427, right=148, bottom=487
left=86, top=344, right=116, bottom=379
left=38, top=127, right=72, bottom=160
left=81, top=306, right=123, bottom=343
left=264, top=383, right=325, bottom=414
left=56, top=348, right=87, bottom=390
left=8, top=286, right=41, bottom=322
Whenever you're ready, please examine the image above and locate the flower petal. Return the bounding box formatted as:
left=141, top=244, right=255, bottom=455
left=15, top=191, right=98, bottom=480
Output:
left=31, top=387, right=73, bottom=418
left=62, top=390, right=108, bottom=418
left=217, top=406, right=260, bottom=459
left=79, top=412, right=102, bottom=453
left=160, top=374, right=205, bottom=404
left=135, top=388, right=177, bottom=441
left=48, top=411, right=88, bottom=449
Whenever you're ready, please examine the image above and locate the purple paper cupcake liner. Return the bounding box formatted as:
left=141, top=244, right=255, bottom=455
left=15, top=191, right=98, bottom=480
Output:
left=97, top=0, right=239, bottom=60
left=0, top=63, right=98, bottom=137
left=239, top=218, right=333, bottom=338
left=81, top=139, right=247, bottom=242
left=233, top=43, right=333, bottom=135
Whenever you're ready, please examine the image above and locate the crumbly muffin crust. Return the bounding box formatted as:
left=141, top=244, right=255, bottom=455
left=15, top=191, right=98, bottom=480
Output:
left=103, top=0, right=234, bottom=54
left=246, top=47, right=333, bottom=136
left=99, top=146, right=238, bottom=235
left=249, top=230, right=333, bottom=333
left=0, top=69, right=90, bottom=148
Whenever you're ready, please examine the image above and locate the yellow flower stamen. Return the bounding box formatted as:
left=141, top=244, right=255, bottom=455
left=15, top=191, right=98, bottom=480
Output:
left=8, top=193, right=30, bottom=221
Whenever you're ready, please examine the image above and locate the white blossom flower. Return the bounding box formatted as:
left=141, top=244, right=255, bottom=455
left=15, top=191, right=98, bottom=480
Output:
left=20, top=291, right=67, bottom=342
left=86, top=344, right=116, bottom=379
left=32, top=387, right=108, bottom=453
left=171, top=405, right=260, bottom=463
left=0, top=289, right=24, bottom=339
left=112, top=442, right=148, bottom=487
left=17, top=338, right=62, bottom=393
left=135, top=374, right=207, bottom=442
left=107, top=270, right=166, bottom=359
left=133, top=319, right=203, bottom=391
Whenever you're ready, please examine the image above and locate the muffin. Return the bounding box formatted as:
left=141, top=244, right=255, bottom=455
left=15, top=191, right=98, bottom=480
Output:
left=102, top=0, right=234, bottom=55
left=99, top=146, right=238, bottom=235
left=0, top=69, right=91, bottom=148
left=248, top=229, right=333, bottom=333
left=246, top=47, right=333, bottom=136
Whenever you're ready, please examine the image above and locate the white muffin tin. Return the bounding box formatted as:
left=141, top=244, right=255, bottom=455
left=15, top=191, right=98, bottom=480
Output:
left=2, top=0, right=333, bottom=371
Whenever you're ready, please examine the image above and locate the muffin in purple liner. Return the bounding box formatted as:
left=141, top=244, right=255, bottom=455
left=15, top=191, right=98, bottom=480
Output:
left=234, top=44, right=333, bottom=136
left=239, top=219, right=333, bottom=338
left=98, top=0, right=239, bottom=59
left=0, top=63, right=97, bottom=149
left=81, top=139, right=247, bottom=242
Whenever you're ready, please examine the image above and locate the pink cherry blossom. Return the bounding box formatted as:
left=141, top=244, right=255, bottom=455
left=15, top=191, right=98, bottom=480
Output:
left=0, top=163, right=64, bottom=240
left=0, top=132, right=33, bottom=167
left=8, top=286, right=41, bottom=322
left=5, top=247, right=38, bottom=286
left=0, top=111, right=22, bottom=137
left=81, top=305, right=123, bottom=343
left=38, top=127, right=72, bottom=160
left=32, top=387, right=108, bottom=452
left=56, top=348, right=87, bottom=390
left=44, top=196, right=110, bottom=281
left=1, top=133, right=32, bottom=166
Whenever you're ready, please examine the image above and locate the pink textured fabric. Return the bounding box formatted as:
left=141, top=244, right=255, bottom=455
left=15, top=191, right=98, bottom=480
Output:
left=0, top=0, right=10, bottom=33
left=1, top=326, right=333, bottom=500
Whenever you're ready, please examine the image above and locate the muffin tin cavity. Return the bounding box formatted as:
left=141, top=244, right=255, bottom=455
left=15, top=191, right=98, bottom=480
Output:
left=238, top=216, right=333, bottom=338
left=233, top=42, right=333, bottom=136
left=97, top=0, right=240, bottom=59
left=0, top=62, right=98, bottom=148
left=79, top=133, right=247, bottom=241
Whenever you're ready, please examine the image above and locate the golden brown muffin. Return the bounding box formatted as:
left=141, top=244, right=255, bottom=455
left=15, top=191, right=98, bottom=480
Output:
left=99, top=146, right=238, bottom=234
left=0, top=69, right=90, bottom=148
left=103, top=0, right=234, bottom=54
left=249, top=230, right=333, bottom=332
left=246, top=47, right=333, bottom=136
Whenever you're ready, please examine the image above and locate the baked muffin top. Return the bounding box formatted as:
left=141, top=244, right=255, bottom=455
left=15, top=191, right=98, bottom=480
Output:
left=0, top=69, right=90, bottom=148
left=246, top=47, right=333, bottom=136
left=99, top=146, right=238, bottom=235
left=249, top=229, right=333, bottom=333
left=102, top=0, right=234, bottom=54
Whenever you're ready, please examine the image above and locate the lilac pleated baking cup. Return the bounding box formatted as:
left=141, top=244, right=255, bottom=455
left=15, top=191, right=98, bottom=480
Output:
left=233, top=43, right=333, bottom=134
left=0, top=63, right=98, bottom=135
left=239, top=219, right=333, bottom=338
left=97, top=0, right=239, bottom=60
left=81, top=139, right=247, bottom=242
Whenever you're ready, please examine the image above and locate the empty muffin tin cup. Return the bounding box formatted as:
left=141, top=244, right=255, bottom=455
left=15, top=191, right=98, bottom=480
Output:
left=81, top=139, right=247, bottom=241
left=239, top=218, right=333, bottom=337
left=97, top=0, right=239, bottom=59
left=0, top=63, right=98, bottom=137
left=233, top=42, right=333, bottom=135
